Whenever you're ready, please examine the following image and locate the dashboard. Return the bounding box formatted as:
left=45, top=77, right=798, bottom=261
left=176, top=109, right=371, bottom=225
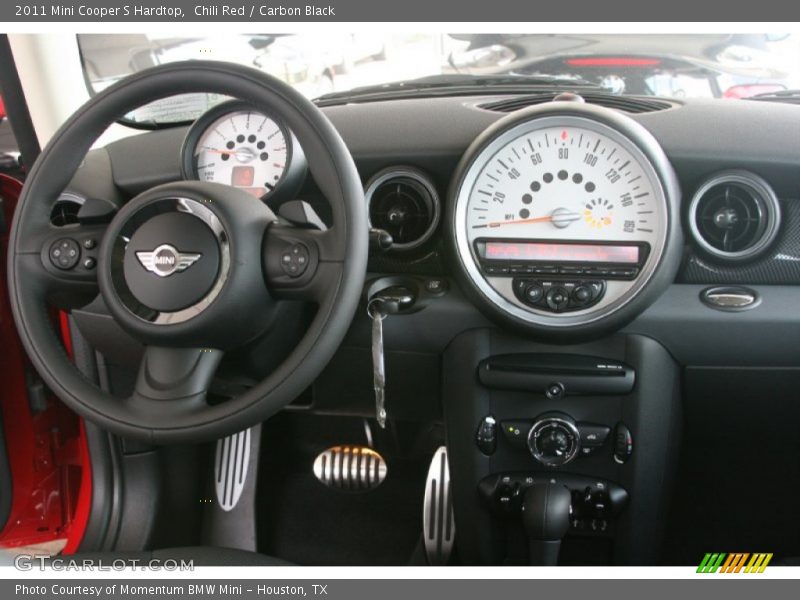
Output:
left=58, top=91, right=800, bottom=366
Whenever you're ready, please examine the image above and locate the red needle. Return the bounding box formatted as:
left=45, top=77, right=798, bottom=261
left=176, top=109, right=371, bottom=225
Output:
left=201, top=148, right=233, bottom=155
left=488, top=215, right=557, bottom=228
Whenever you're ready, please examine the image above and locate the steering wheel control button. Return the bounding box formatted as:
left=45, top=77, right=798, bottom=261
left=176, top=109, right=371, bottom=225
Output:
left=82, top=238, right=97, bottom=250
left=123, top=211, right=221, bottom=312
left=82, top=257, right=97, bottom=270
left=50, top=238, right=81, bottom=270
left=280, top=243, right=310, bottom=278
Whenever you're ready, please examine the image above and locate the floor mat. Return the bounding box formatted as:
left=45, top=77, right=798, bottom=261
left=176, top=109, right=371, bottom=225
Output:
left=661, top=368, right=800, bottom=565
left=257, top=413, right=432, bottom=565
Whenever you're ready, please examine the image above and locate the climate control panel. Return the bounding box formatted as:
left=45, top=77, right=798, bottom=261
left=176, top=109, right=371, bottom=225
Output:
left=476, top=412, right=632, bottom=466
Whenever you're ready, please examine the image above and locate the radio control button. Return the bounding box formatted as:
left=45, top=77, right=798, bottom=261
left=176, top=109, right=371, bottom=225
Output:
left=546, top=287, right=570, bottom=311
left=524, top=284, right=545, bottom=304
left=588, top=281, right=605, bottom=298
left=559, top=265, right=584, bottom=275
left=533, top=266, right=558, bottom=274
left=609, top=268, right=637, bottom=278
left=572, top=286, right=592, bottom=304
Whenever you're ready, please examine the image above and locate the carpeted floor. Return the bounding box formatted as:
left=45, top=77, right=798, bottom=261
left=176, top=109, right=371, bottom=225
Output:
left=660, top=368, right=800, bottom=565
left=256, top=413, right=432, bottom=566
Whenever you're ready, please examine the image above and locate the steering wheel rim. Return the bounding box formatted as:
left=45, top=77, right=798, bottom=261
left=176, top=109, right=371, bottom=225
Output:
left=7, top=61, right=368, bottom=444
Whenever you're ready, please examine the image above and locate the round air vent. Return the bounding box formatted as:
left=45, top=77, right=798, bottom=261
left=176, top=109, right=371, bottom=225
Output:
left=688, top=171, right=780, bottom=261
left=365, top=168, right=440, bottom=251
left=50, top=193, right=84, bottom=227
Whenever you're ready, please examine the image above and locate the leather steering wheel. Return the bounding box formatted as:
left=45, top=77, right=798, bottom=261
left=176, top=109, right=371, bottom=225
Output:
left=7, top=61, right=368, bottom=444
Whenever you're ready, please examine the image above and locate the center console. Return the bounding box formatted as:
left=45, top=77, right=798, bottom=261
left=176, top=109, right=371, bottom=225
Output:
left=442, top=329, right=681, bottom=565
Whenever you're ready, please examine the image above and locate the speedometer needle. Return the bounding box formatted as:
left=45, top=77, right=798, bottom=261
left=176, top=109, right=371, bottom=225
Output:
left=201, top=148, right=234, bottom=155
left=488, top=208, right=581, bottom=229
left=488, top=215, right=553, bottom=227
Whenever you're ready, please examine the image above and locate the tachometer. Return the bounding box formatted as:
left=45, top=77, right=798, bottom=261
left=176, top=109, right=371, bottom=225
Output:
left=182, top=101, right=306, bottom=201
left=451, top=102, right=681, bottom=336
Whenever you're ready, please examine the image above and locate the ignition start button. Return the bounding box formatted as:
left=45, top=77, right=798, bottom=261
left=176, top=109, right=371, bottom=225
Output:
left=49, top=238, right=81, bottom=270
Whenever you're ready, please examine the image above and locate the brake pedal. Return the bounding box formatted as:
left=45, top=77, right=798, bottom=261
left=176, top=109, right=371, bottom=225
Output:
left=423, top=446, right=455, bottom=565
left=313, top=445, right=387, bottom=491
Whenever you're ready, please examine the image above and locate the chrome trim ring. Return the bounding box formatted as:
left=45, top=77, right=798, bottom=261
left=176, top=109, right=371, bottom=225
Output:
left=110, top=197, right=231, bottom=325
left=527, top=416, right=581, bottom=468
left=453, top=114, right=670, bottom=328
left=365, top=167, right=440, bottom=251
left=688, top=170, right=781, bottom=261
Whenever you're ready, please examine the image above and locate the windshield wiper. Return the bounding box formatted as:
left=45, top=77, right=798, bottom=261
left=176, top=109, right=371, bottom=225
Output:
left=314, top=73, right=601, bottom=106
left=748, top=89, right=800, bottom=104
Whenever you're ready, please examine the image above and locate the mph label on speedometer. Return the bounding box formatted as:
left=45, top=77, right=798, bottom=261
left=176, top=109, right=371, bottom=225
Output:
left=466, top=125, right=660, bottom=249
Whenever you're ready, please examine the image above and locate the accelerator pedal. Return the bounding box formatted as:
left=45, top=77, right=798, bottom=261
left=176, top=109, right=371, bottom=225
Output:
left=313, top=445, right=387, bottom=491
left=423, top=446, right=455, bottom=565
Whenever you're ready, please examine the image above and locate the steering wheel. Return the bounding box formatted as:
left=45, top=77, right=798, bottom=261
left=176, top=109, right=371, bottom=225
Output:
left=7, top=62, right=368, bottom=444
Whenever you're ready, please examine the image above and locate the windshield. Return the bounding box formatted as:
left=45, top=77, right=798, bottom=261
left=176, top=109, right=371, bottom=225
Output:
left=77, top=33, right=800, bottom=126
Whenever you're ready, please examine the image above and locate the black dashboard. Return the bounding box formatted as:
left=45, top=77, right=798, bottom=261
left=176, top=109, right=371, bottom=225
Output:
left=61, top=93, right=800, bottom=368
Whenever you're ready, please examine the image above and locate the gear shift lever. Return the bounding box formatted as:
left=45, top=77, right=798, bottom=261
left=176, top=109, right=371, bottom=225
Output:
left=521, top=482, right=572, bottom=565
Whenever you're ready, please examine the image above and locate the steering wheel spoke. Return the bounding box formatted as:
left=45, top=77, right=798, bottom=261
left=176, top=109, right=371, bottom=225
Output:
left=263, top=223, right=343, bottom=302
left=129, top=346, right=223, bottom=411
left=23, top=223, right=108, bottom=308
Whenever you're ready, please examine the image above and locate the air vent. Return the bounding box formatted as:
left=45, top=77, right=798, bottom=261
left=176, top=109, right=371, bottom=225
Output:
left=480, top=93, right=673, bottom=114
left=688, top=171, right=781, bottom=261
left=365, top=168, right=440, bottom=250
left=50, top=194, right=84, bottom=227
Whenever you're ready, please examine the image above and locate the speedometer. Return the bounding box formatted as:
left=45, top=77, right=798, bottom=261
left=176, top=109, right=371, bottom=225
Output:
left=182, top=100, right=306, bottom=201
left=451, top=102, right=681, bottom=337
left=465, top=121, right=662, bottom=246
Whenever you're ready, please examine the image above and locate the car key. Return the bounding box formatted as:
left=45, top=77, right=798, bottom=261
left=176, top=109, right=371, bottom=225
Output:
left=367, top=297, right=388, bottom=428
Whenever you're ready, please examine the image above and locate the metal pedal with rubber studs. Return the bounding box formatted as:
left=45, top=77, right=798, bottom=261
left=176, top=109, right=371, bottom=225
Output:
left=313, top=445, right=387, bottom=491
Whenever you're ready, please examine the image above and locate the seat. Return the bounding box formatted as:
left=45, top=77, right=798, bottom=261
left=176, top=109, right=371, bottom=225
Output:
left=49, top=546, right=293, bottom=567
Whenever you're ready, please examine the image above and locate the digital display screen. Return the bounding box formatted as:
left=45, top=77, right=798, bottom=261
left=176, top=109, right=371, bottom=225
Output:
left=482, top=242, right=640, bottom=264
left=231, top=166, right=255, bottom=187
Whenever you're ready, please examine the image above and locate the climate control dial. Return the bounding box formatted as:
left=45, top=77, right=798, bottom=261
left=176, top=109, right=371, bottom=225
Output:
left=527, top=413, right=581, bottom=467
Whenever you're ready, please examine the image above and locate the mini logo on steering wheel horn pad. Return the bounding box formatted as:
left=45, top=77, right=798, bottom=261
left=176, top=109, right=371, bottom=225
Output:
left=136, top=244, right=202, bottom=277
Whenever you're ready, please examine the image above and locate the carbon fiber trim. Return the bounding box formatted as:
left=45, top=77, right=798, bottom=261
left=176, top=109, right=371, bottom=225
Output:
left=680, top=199, right=800, bottom=285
